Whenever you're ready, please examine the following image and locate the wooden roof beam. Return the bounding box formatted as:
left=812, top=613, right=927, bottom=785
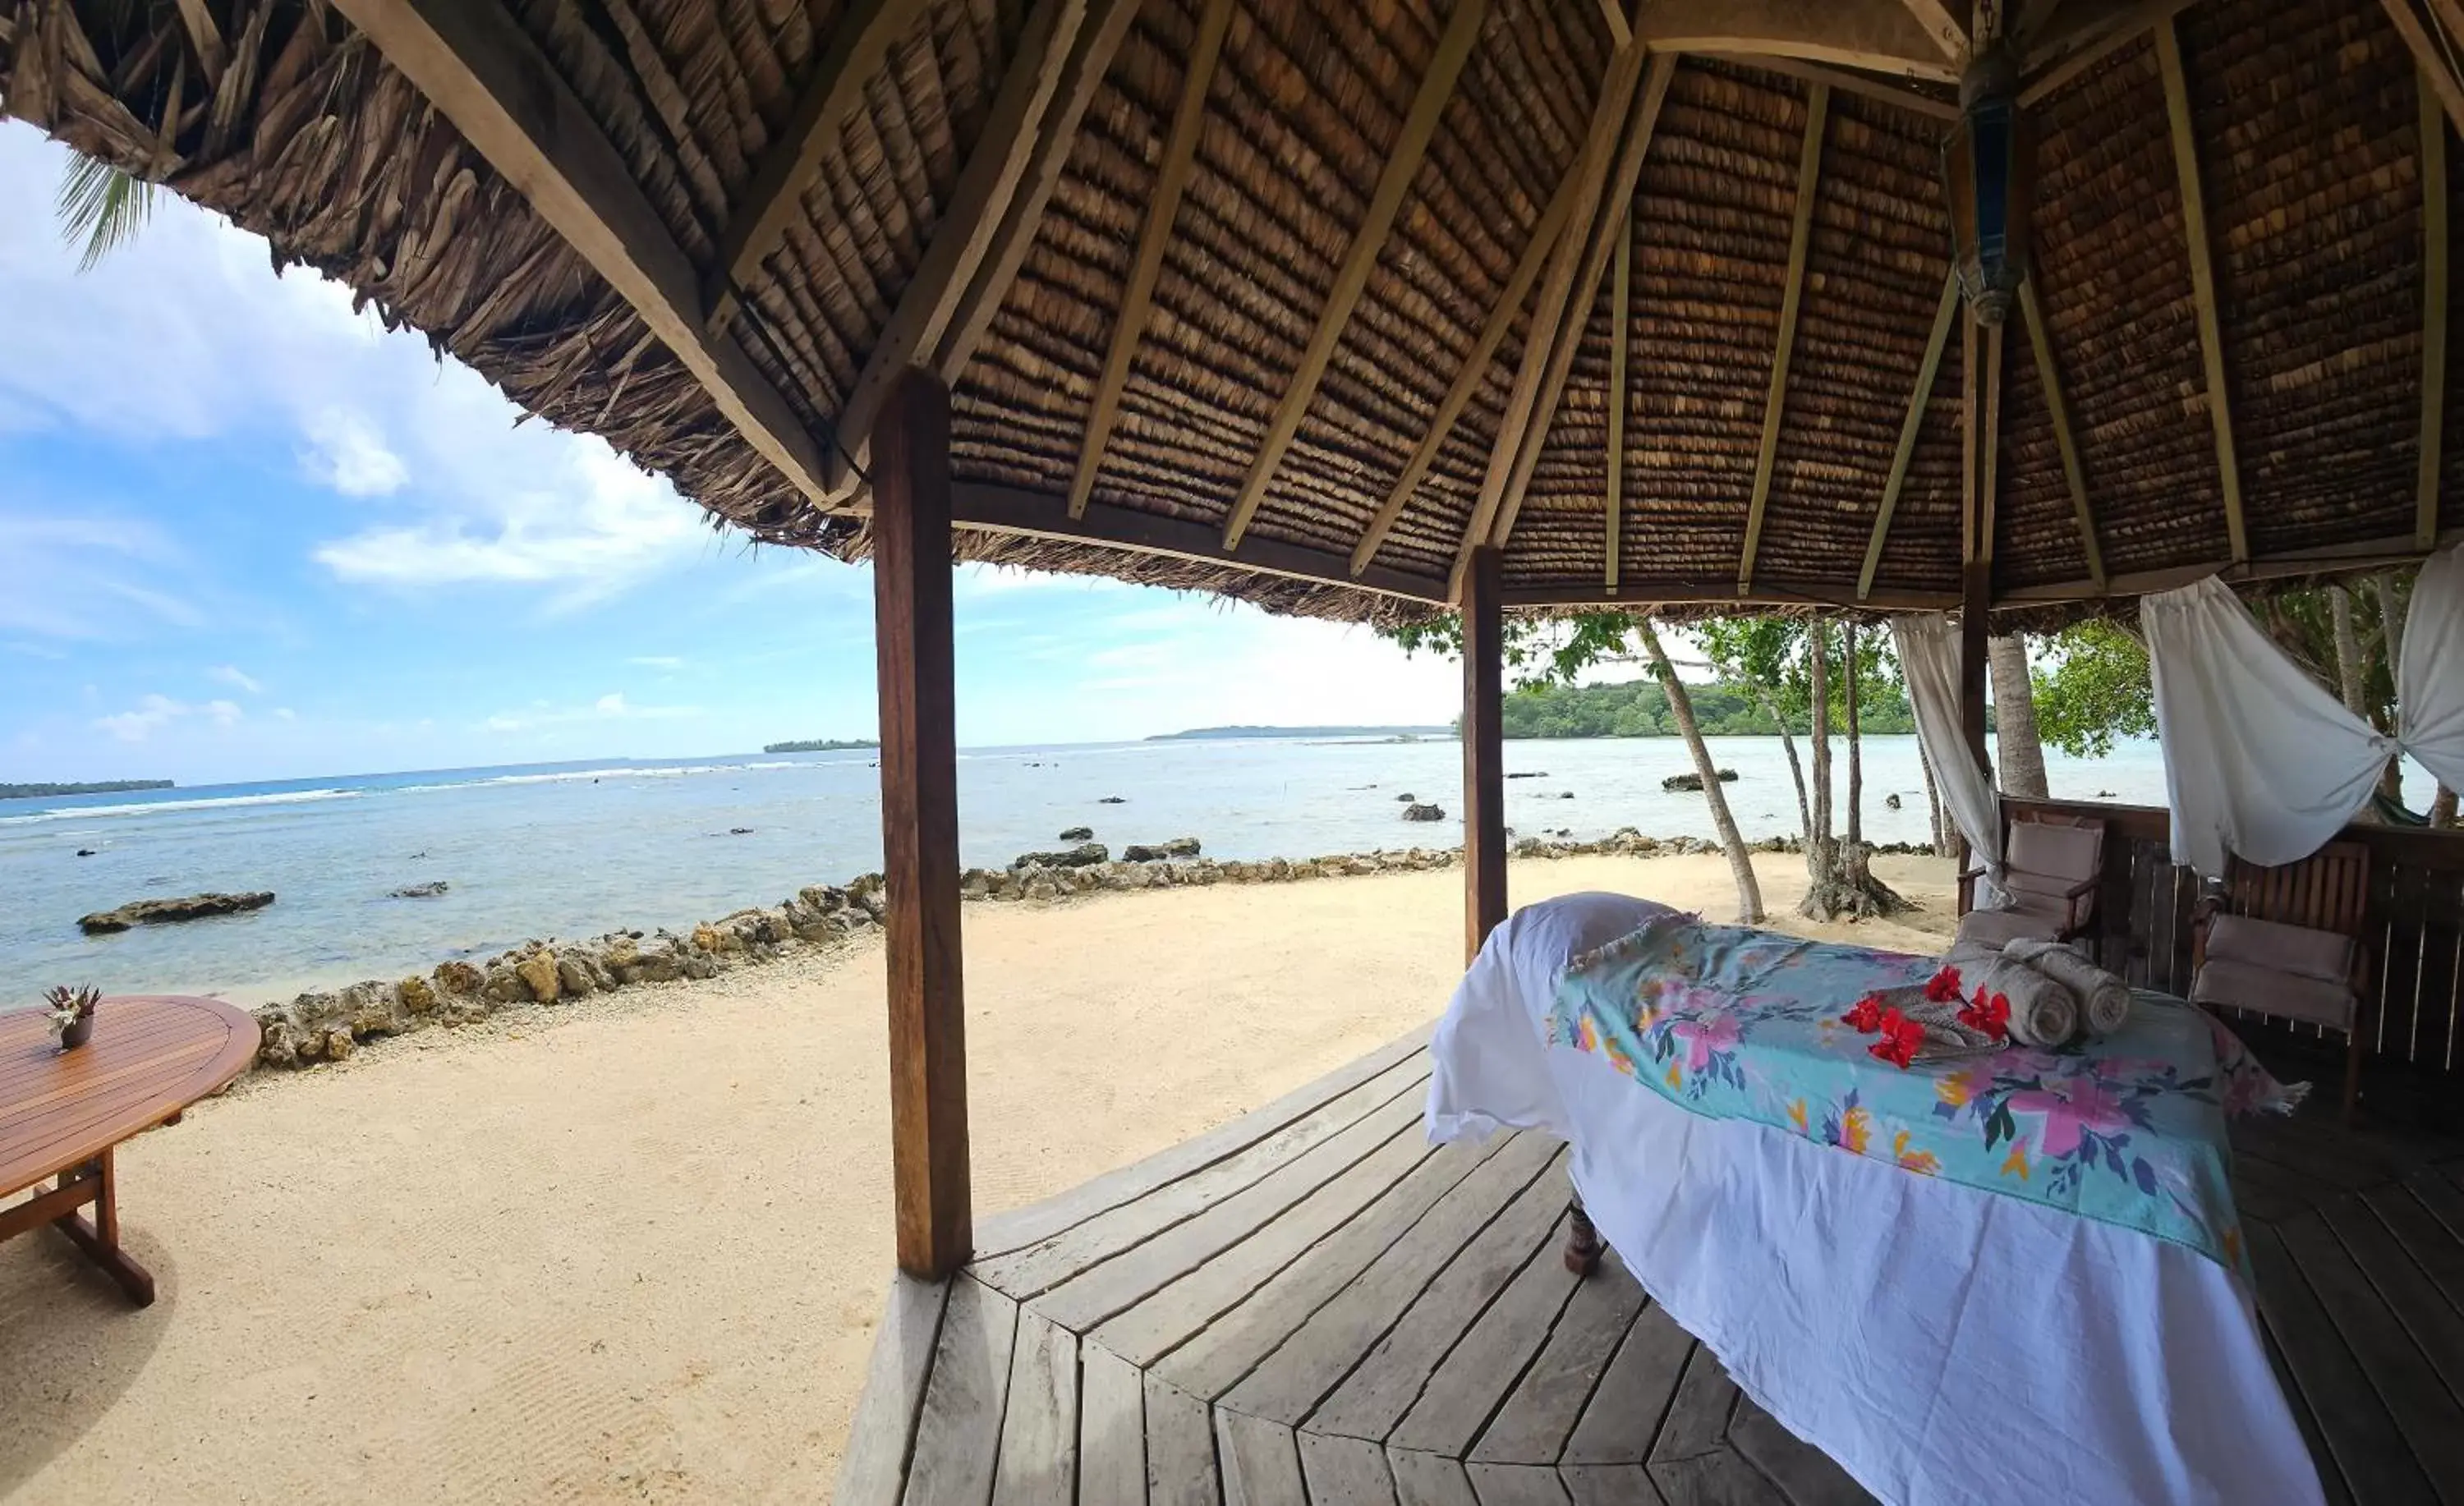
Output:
left=329, top=0, right=837, bottom=508
left=2155, top=16, right=2247, bottom=566
left=1066, top=0, right=1234, bottom=521
left=821, top=0, right=1094, bottom=499
left=1219, top=0, right=1490, bottom=551
left=1478, top=53, right=1680, bottom=566
left=1903, top=0, right=1970, bottom=58
left=704, top=0, right=914, bottom=332
left=2422, top=59, right=2452, bottom=549
left=1505, top=577, right=1962, bottom=611
left=1596, top=0, right=1633, bottom=50
left=2017, top=278, right=2106, bottom=587
left=1858, top=269, right=1960, bottom=599
left=1606, top=204, right=1631, bottom=591
left=1737, top=82, right=1831, bottom=597
left=2385, top=2, right=2464, bottom=138
left=2017, top=0, right=2195, bottom=108
left=1633, top=0, right=1960, bottom=83
left=1695, top=51, right=1959, bottom=120
left=1346, top=144, right=1585, bottom=576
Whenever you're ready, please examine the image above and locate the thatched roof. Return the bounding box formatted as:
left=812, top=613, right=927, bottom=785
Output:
left=3, top=0, right=2457, bottom=624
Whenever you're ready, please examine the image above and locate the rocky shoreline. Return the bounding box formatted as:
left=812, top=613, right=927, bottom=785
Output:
left=246, top=829, right=1938, bottom=1072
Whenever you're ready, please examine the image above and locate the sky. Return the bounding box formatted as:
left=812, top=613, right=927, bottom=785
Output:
left=0, top=123, right=1469, bottom=787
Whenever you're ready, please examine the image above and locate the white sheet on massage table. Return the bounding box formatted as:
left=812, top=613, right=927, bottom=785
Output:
left=1425, top=894, right=2324, bottom=1506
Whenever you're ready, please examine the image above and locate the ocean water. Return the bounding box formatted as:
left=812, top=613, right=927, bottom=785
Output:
left=0, top=734, right=2224, bottom=1008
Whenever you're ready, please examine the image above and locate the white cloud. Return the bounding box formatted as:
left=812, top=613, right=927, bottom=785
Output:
left=208, top=663, right=264, bottom=694
left=300, top=409, right=408, bottom=496
left=627, top=655, right=684, bottom=670
left=0, top=513, right=199, bottom=641
left=595, top=692, right=627, bottom=714
left=95, top=693, right=241, bottom=742
left=482, top=694, right=699, bottom=734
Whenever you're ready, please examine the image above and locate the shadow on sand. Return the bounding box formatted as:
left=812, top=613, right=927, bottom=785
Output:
left=0, top=1225, right=174, bottom=1494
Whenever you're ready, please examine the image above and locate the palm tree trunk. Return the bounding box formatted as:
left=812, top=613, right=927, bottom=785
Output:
left=1744, top=677, right=1812, bottom=840
left=2328, top=585, right=2369, bottom=715
left=1639, top=619, right=1763, bottom=923
left=1988, top=635, right=2048, bottom=797
left=1809, top=625, right=1833, bottom=849
left=1845, top=622, right=1864, bottom=848
left=1919, top=742, right=1951, bottom=856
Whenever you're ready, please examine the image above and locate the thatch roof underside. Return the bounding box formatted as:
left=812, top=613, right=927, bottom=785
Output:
left=4, top=0, right=2460, bottom=625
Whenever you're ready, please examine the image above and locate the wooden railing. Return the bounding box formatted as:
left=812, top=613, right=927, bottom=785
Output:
left=2002, top=797, right=2464, bottom=1073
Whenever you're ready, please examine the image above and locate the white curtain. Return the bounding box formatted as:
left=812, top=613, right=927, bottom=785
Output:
left=2398, top=544, right=2464, bottom=793
left=2142, top=576, right=2389, bottom=876
left=1891, top=614, right=2004, bottom=902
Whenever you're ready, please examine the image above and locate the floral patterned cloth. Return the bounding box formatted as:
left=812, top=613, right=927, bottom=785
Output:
left=1547, top=913, right=2301, bottom=1279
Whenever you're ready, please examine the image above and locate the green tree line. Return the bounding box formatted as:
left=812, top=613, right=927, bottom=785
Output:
left=1498, top=677, right=1916, bottom=740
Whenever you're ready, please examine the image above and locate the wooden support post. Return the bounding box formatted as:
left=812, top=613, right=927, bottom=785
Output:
left=2422, top=61, right=2451, bottom=550
left=872, top=367, right=971, bottom=1280
left=1960, top=309, right=1993, bottom=777
left=1463, top=546, right=1508, bottom=962
left=1606, top=205, right=1631, bottom=591
left=1859, top=271, right=1960, bottom=599
left=1738, top=81, right=1830, bottom=596
left=2156, top=16, right=2246, bottom=565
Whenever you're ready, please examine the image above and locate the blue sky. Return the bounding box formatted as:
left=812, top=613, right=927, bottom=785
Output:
left=0, top=123, right=1465, bottom=787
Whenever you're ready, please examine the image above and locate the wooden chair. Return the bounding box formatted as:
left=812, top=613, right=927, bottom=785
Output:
left=1956, top=811, right=2108, bottom=948
left=2190, top=841, right=2372, bottom=1122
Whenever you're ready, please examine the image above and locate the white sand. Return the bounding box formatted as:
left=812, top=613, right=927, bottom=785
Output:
left=0, top=852, right=1952, bottom=1504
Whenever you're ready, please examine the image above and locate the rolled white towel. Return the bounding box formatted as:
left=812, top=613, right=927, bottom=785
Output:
left=1976, top=957, right=2079, bottom=1049
left=2005, top=938, right=2132, bottom=1037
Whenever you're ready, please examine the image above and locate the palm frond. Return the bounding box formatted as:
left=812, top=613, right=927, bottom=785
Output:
left=55, top=154, right=158, bottom=272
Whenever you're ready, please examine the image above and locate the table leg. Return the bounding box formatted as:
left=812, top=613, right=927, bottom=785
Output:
left=1564, top=1189, right=1604, bottom=1277
left=51, top=1149, right=154, bottom=1307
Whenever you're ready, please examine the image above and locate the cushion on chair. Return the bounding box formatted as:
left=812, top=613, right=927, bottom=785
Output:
left=1956, top=900, right=2069, bottom=948
left=2007, top=821, right=2103, bottom=884
left=2191, top=957, right=2356, bottom=1031
left=2204, top=914, right=2354, bottom=985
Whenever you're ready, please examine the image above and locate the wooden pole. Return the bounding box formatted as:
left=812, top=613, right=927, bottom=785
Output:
left=872, top=366, right=971, bottom=1280
left=1463, top=546, right=1508, bottom=962
left=1961, top=311, right=1993, bottom=777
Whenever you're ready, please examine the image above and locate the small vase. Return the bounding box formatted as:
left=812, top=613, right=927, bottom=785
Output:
left=60, top=1016, right=94, bottom=1049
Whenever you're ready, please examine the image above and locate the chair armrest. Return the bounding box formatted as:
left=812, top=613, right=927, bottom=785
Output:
left=2057, top=875, right=2100, bottom=899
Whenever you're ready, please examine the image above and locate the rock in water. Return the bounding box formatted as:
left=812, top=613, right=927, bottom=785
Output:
left=78, top=891, right=274, bottom=934
left=1506, top=771, right=1548, bottom=779
left=1009, top=842, right=1109, bottom=870
left=1097, top=795, right=1127, bottom=804
left=1661, top=769, right=1740, bottom=792
left=1403, top=803, right=1446, bottom=822
left=1395, top=792, right=1415, bottom=802
left=389, top=880, right=450, bottom=898
left=1558, top=791, right=1575, bottom=800
left=1884, top=792, right=1902, bottom=810
left=1057, top=825, right=1094, bottom=841
left=1123, top=837, right=1203, bottom=862
left=75, top=847, right=96, bottom=857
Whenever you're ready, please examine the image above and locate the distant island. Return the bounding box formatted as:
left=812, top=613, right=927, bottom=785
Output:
left=1148, top=725, right=1455, bottom=742
left=0, top=779, right=174, bottom=799
left=762, top=739, right=880, bottom=754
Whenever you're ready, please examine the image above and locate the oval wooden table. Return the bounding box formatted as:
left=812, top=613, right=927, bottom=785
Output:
left=0, top=995, right=259, bottom=1306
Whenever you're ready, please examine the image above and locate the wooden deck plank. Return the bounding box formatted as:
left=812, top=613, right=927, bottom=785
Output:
left=1647, top=1453, right=1787, bottom=1506
left=2364, top=1179, right=2464, bottom=1315
left=1648, top=1343, right=1739, bottom=1465
left=973, top=1031, right=1433, bottom=1259
left=1299, top=1430, right=1402, bottom=1506
left=1217, top=1409, right=1308, bottom=1506
left=2408, top=1164, right=2464, bottom=1244
left=1471, top=1249, right=1649, bottom=1465
left=2248, top=1219, right=2439, bottom=1504
left=991, top=1310, right=1079, bottom=1506
left=1727, top=1399, right=1871, bottom=1505
left=1145, top=1375, right=1222, bottom=1506
left=1557, top=1464, right=1668, bottom=1506
left=903, top=1275, right=1022, bottom=1506
left=2321, top=1190, right=2464, bottom=1407
left=977, top=1058, right=1432, bottom=1297
left=1386, top=1207, right=1586, bottom=1453
left=833, top=1274, right=953, bottom=1506
left=1096, top=1116, right=1439, bottom=1367
left=1389, top=1449, right=1482, bottom=1506
left=2266, top=1323, right=2357, bottom=1506
left=1464, top=1461, right=1570, bottom=1506
left=1079, top=1344, right=1147, bottom=1506
left=1219, top=1133, right=1563, bottom=1424
left=1158, top=1133, right=1515, bottom=1402
left=1561, top=1304, right=1694, bottom=1467
left=1038, top=1094, right=1432, bottom=1332
left=2276, top=1207, right=2464, bottom=1495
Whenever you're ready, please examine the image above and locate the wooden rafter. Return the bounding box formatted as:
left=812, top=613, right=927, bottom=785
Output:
left=2017, top=0, right=2195, bottom=108
left=704, top=0, right=912, bottom=331
left=1737, top=83, right=1831, bottom=597
left=951, top=483, right=1450, bottom=603
left=1346, top=153, right=1584, bottom=576
left=1596, top=0, right=1632, bottom=49
left=821, top=0, right=1088, bottom=498
left=328, top=0, right=837, bottom=507
left=1480, top=52, right=1680, bottom=563
left=1981, top=317, right=2005, bottom=564
left=1696, top=51, right=1959, bottom=120
left=2423, top=60, right=2452, bottom=549
left=1066, top=0, right=1234, bottom=521
left=1632, top=0, right=1959, bottom=83
left=1219, top=0, right=1489, bottom=551
left=2018, top=278, right=2106, bottom=587
left=1961, top=310, right=1983, bottom=567
left=2000, top=526, right=2464, bottom=603
left=1439, top=42, right=1652, bottom=583
left=1505, top=577, right=1961, bottom=611
left=1901, top=0, right=1969, bottom=57
left=2386, top=0, right=2464, bottom=144
left=2156, top=16, right=2247, bottom=565
left=1606, top=205, right=1632, bottom=591
left=1858, top=270, right=1960, bottom=600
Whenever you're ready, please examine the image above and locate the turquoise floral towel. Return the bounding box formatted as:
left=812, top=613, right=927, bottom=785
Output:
left=1547, top=913, right=2294, bottom=1279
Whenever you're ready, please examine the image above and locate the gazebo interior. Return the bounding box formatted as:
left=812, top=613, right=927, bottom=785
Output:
left=11, top=0, right=2464, bottom=1498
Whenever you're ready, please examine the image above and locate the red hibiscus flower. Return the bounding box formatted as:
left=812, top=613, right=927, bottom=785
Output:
left=1957, top=989, right=2011, bottom=1041
left=1868, top=1006, right=1924, bottom=1068
left=1841, top=994, right=1887, bottom=1033
left=1923, top=966, right=1964, bottom=1003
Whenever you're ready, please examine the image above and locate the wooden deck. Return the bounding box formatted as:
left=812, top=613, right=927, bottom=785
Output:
left=834, top=1027, right=2464, bottom=1506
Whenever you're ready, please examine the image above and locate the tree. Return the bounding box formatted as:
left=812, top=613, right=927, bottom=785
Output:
left=2032, top=620, right=2154, bottom=758
left=1637, top=620, right=1762, bottom=922
left=1988, top=635, right=2048, bottom=797
left=1695, top=618, right=1812, bottom=839
left=56, top=155, right=156, bottom=271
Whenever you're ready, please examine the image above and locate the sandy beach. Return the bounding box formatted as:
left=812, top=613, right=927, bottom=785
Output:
left=0, top=851, right=1953, bottom=1504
